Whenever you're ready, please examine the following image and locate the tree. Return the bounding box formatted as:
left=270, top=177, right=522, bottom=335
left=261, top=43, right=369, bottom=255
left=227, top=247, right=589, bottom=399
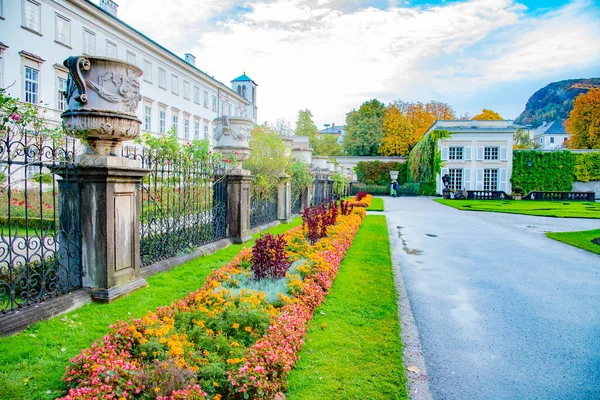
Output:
left=342, top=99, right=386, bottom=156
left=565, top=89, right=600, bottom=149
left=378, top=104, right=414, bottom=156
left=513, top=128, right=539, bottom=150
left=396, top=100, right=455, bottom=150
left=270, top=118, right=293, bottom=136
left=313, top=134, right=344, bottom=156
left=294, top=109, right=320, bottom=152
left=472, top=109, right=503, bottom=120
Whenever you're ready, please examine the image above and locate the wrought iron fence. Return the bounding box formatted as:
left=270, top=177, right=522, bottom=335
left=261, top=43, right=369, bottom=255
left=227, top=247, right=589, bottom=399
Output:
left=250, top=191, right=278, bottom=229
left=312, top=175, right=334, bottom=205
left=0, top=127, right=84, bottom=314
left=123, top=147, right=227, bottom=267
left=291, top=192, right=302, bottom=214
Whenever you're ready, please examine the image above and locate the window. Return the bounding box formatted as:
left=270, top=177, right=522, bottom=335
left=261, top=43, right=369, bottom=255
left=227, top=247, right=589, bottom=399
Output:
left=193, top=86, right=200, bottom=104
left=448, top=169, right=463, bottom=191
left=484, top=146, right=499, bottom=160
left=228, top=104, right=232, bottom=116
left=106, top=40, right=117, bottom=58
left=24, top=66, right=39, bottom=104
left=55, top=14, right=70, bottom=46
left=142, top=59, right=152, bottom=82
left=550, top=137, right=555, bottom=144
left=171, top=74, right=179, bottom=95
left=204, top=123, right=209, bottom=139
left=242, top=86, right=247, bottom=99
left=184, top=118, right=190, bottom=139
left=144, top=105, right=152, bottom=131
left=172, top=114, right=178, bottom=134
left=183, top=81, right=190, bottom=99
left=23, top=0, right=41, bottom=33
left=564, top=137, right=568, bottom=143
left=126, top=51, right=136, bottom=65
left=221, top=102, right=226, bottom=115
left=194, top=120, right=200, bottom=139
left=212, top=95, right=217, bottom=112
left=158, top=68, right=166, bottom=89
left=484, top=169, right=498, bottom=191
left=449, top=147, right=463, bottom=160
left=83, top=29, right=96, bottom=55
left=57, top=77, right=67, bottom=111
left=203, top=91, right=208, bottom=108
left=159, top=109, right=166, bottom=134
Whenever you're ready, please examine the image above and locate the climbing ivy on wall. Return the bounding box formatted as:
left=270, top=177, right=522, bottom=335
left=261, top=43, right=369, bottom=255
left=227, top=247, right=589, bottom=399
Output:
left=511, top=151, right=575, bottom=193
left=574, top=152, right=600, bottom=182
left=407, top=129, right=450, bottom=193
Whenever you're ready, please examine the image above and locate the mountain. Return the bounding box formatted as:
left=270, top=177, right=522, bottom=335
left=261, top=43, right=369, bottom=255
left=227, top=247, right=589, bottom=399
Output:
left=515, top=78, right=600, bottom=128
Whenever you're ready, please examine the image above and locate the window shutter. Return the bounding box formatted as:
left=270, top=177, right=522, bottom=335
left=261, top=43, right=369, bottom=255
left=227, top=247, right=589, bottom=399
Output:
left=500, top=146, right=508, bottom=161
left=476, top=168, right=484, bottom=190
left=476, top=147, right=484, bottom=161
left=463, top=168, right=471, bottom=189
left=464, top=147, right=471, bottom=161
left=441, top=147, right=449, bottom=161
left=500, top=168, right=508, bottom=192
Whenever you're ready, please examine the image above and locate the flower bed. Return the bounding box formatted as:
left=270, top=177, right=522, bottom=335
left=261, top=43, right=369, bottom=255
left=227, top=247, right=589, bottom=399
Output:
left=60, top=206, right=366, bottom=400
left=347, top=191, right=373, bottom=208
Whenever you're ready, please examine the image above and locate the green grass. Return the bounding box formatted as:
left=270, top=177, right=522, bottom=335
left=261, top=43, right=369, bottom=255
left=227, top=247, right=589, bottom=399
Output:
left=545, top=229, right=600, bottom=255
left=435, top=199, right=600, bottom=219
left=366, top=197, right=385, bottom=211
left=0, top=218, right=301, bottom=400
left=286, top=215, right=407, bottom=399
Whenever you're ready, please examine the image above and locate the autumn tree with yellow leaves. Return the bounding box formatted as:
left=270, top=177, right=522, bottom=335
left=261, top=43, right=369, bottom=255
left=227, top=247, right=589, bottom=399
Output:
left=472, top=109, right=503, bottom=120
left=378, top=104, right=413, bottom=156
left=565, top=89, right=600, bottom=149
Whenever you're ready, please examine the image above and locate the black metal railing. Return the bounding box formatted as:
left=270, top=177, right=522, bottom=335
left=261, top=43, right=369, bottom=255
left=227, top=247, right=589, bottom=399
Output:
left=123, top=148, right=227, bottom=267
left=0, top=128, right=83, bottom=315
left=522, top=191, right=595, bottom=201
left=312, top=176, right=334, bottom=205
left=291, top=193, right=302, bottom=214
left=250, top=191, right=278, bottom=229
left=467, top=190, right=512, bottom=200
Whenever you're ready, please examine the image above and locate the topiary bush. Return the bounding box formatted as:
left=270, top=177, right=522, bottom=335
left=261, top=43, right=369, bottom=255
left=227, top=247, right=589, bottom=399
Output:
left=512, top=151, right=575, bottom=193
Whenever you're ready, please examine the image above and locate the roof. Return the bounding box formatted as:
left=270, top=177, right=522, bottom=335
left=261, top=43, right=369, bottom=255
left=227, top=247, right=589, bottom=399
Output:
left=83, top=0, right=247, bottom=103
left=318, top=126, right=344, bottom=134
left=232, top=73, right=254, bottom=82
left=534, top=120, right=568, bottom=135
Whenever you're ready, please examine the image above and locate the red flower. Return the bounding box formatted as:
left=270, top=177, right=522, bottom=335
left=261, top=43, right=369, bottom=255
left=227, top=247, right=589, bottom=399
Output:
left=225, top=159, right=231, bottom=163
left=11, top=113, right=21, bottom=122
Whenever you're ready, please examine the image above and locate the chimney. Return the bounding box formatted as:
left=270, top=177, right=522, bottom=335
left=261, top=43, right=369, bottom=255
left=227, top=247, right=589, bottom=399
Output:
left=184, top=53, right=196, bottom=66
left=332, top=123, right=335, bottom=129
left=99, top=0, right=119, bottom=17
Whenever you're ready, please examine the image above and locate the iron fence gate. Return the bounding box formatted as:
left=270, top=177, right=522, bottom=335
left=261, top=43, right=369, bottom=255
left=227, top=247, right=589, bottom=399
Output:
left=0, top=128, right=84, bottom=315
left=124, top=148, right=227, bottom=267
left=250, top=191, right=278, bottom=229
left=312, top=175, right=334, bottom=205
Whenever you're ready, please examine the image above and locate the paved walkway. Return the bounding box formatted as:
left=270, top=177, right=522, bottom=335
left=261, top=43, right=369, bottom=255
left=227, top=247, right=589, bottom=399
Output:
left=384, top=197, right=600, bottom=400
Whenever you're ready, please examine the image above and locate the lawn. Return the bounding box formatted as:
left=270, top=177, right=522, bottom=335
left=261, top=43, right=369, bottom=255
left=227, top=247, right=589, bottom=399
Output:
left=546, top=229, right=600, bottom=255
left=0, top=218, right=301, bottom=400
left=435, top=199, right=600, bottom=219
left=367, top=196, right=385, bottom=211
left=286, top=215, right=406, bottom=399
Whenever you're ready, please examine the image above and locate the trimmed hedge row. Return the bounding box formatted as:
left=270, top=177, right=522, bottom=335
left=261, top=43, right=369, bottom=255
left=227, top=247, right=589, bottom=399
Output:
left=355, top=161, right=408, bottom=185
left=350, top=182, right=428, bottom=196
left=0, top=216, right=56, bottom=231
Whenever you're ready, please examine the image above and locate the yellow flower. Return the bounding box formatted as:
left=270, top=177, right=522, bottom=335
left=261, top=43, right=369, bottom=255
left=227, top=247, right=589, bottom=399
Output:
left=214, top=395, right=222, bottom=400
left=244, top=326, right=252, bottom=333
left=232, top=323, right=239, bottom=329
left=213, top=381, right=219, bottom=387
left=154, top=387, right=160, bottom=393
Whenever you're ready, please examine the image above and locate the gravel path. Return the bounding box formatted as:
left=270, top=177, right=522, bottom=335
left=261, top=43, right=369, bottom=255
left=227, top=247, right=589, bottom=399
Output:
left=385, top=197, right=600, bottom=400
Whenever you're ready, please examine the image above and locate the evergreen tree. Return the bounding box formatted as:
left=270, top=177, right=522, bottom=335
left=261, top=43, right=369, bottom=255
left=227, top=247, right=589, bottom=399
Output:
left=342, top=99, right=386, bottom=156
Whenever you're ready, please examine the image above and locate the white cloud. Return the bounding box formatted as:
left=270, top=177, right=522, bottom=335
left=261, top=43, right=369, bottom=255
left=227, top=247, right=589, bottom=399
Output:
left=115, top=0, right=600, bottom=127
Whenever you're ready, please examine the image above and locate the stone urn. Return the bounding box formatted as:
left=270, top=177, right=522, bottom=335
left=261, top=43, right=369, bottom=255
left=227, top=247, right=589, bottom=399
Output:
left=213, top=116, right=253, bottom=172
left=61, top=55, right=142, bottom=157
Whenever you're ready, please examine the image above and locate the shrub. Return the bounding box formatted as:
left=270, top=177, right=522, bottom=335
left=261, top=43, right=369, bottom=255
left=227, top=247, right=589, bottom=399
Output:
left=355, top=161, right=407, bottom=185
left=355, top=191, right=368, bottom=201
left=251, top=234, right=290, bottom=280
left=350, top=183, right=389, bottom=196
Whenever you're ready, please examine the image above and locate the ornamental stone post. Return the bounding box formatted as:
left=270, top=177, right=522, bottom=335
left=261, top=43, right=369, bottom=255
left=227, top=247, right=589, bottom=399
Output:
left=277, top=172, right=292, bottom=223
left=213, top=116, right=253, bottom=243
left=60, top=55, right=148, bottom=302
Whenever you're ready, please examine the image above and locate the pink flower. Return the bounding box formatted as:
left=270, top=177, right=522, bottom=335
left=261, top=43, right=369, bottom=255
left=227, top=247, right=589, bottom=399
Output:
left=11, top=113, right=21, bottom=122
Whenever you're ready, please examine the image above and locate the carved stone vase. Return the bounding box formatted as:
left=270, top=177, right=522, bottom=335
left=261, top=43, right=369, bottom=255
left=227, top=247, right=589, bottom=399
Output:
left=61, top=56, right=142, bottom=157
left=213, top=116, right=253, bottom=172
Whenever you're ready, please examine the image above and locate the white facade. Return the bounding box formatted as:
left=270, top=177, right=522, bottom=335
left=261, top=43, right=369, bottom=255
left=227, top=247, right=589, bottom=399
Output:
left=427, top=120, right=516, bottom=194
left=533, top=120, right=569, bottom=150
left=0, top=0, right=255, bottom=146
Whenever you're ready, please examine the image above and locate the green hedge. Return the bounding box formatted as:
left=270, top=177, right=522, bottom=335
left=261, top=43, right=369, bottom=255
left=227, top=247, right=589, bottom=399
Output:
left=350, top=182, right=425, bottom=196
left=355, top=161, right=407, bottom=185
left=511, top=151, right=575, bottom=193
left=574, top=152, right=600, bottom=182
left=0, top=216, right=56, bottom=231
left=350, top=183, right=389, bottom=196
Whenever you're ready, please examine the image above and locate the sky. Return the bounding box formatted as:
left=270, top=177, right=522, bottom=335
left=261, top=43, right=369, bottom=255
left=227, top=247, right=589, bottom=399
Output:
left=114, top=0, right=600, bottom=129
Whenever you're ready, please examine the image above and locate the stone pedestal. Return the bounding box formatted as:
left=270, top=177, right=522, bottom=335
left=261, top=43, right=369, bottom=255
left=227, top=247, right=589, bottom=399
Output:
left=71, top=156, right=148, bottom=302
left=227, top=170, right=252, bottom=243
left=277, top=173, right=292, bottom=223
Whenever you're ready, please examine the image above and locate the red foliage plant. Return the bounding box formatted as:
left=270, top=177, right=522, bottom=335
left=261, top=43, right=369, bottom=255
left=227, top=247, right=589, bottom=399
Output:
left=355, top=191, right=368, bottom=201
left=339, top=199, right=354, bottom=216
left=301, top=202, right=340, bottom=244
left=251, top=233, right=291, bottom=280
